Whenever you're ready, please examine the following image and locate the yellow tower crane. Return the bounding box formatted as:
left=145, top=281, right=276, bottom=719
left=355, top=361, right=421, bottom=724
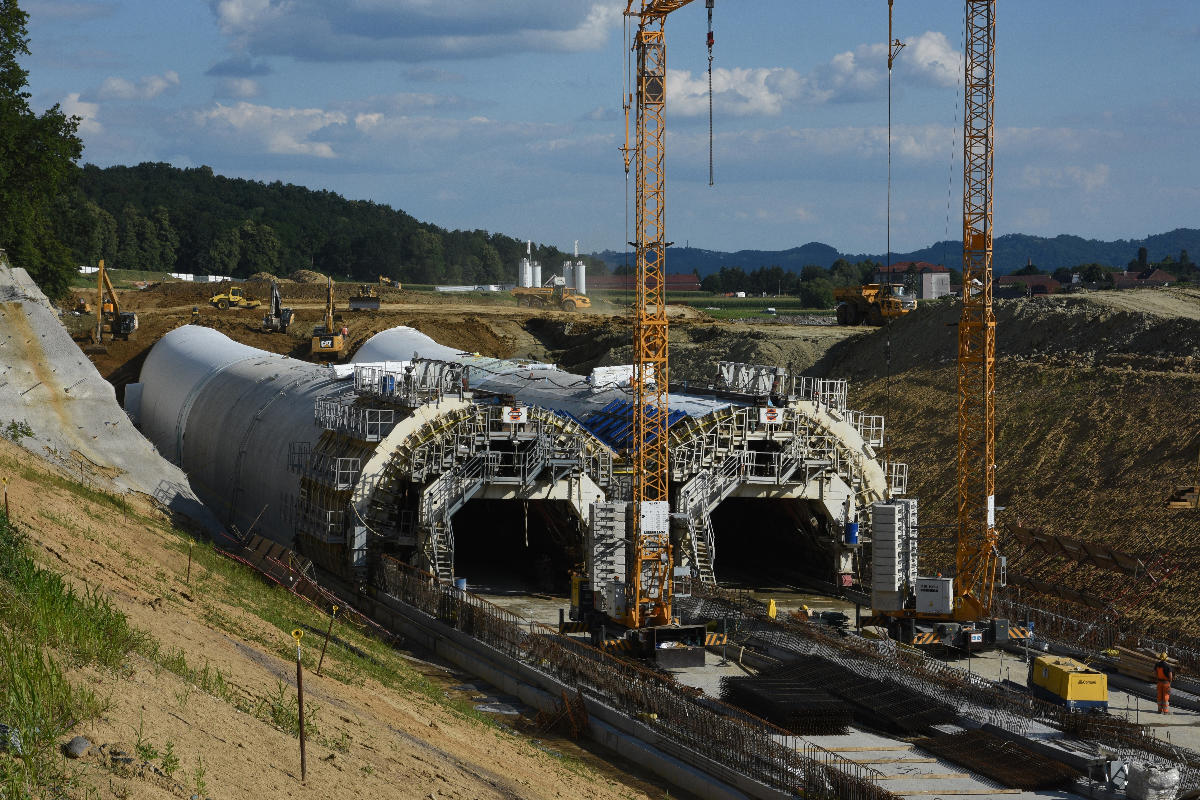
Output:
left=955, top=0, right=1000, bottom=623
left=618, top=0, right=705, bottom=631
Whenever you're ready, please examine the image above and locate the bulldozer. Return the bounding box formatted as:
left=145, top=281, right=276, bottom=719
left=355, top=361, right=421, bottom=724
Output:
left=348, top=284, right=380, bottom=311
left=261, top=281, right=294, bottom=333
left=378, top=275, right=401, bottom=289
left=833, top=283, right=915, bottom=326
left=512, top=276, right=591, bottom=312
left=210, top=285, right=261, bottom=310
left=311, top=277, right=346, bottom=361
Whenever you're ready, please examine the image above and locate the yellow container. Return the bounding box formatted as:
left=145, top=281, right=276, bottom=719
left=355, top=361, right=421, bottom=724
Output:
left=1030, top=655, right=1108, bottom=710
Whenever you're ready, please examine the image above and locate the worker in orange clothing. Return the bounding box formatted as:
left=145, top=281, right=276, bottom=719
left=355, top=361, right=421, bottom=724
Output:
left=1155, top=653, right=1174, bottom=714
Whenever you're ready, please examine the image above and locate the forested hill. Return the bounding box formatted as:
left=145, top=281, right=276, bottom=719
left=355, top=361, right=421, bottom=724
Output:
left=59, top=162, right=599, bottom=283
left=596, top=229, right=1200, bottom=276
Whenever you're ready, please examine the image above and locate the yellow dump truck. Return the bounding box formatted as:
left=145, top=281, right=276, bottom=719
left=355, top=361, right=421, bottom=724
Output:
left=1028, top=655, right=1108, bottom=711
left=512, top=284, right=591, bottom=312
left=833, top=283, right=915, bottom=326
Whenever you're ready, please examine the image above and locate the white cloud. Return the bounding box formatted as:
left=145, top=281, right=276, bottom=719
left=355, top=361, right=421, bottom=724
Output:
left=207, top=1, right=622, bottom=63
left=217, top=78, right=260, bottom=98
left=61, top=92, right=101, bottom=135
left=1019, top=164, right=1111, bottom=193
left=666, top=31, right=962, bottom=117
left=99, top=71, right=180, bottom=101
left=192, top=102, right=348, bottom=158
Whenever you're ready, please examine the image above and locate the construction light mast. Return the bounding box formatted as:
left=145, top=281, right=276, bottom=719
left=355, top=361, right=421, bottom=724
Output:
left=955, top=0, right=999, bottom=621
left=621, top=0, right=698, bottom=629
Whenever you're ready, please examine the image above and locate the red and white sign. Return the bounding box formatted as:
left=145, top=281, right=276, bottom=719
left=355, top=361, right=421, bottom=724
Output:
left=759, top=407, right=782, bottom=425
left=502, top=406, right=528, bottom=424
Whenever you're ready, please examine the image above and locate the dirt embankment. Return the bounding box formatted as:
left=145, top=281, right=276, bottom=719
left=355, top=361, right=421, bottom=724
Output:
left=0, top=435, right=680, bottom=800
left=816, top=288, right=1200, bottom=381
left=834, top=288, right=1200, bottom=645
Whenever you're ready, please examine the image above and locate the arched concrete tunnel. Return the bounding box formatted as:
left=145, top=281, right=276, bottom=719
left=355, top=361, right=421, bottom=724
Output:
left=352, top=327, right=902, bottom=593
left=129, top=325, right=902, bottom=595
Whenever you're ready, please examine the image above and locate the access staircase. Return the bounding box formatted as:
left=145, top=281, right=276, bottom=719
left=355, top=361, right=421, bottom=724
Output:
left=419, top=456, right=487, bottom=581
left=678, top=452, right=746, bottom=586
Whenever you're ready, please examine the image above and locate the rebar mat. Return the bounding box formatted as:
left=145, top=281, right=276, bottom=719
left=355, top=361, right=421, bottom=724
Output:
left=912, top=729, right=1079, bottom=790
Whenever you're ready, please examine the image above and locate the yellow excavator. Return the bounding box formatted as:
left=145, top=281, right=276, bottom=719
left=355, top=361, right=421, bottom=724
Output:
left=310, top=278, right=346, bottom=361
left=94, top=260, right=138, bottom=342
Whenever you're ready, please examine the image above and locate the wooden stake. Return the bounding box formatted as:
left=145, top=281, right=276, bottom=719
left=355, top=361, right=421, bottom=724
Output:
left=292, top=629, right=306, bottom=782
left=3, top=477, right=9, bottom=521
left=186, top=542, right=193, bottom=585
left=316, top=605, right=338, bottom=677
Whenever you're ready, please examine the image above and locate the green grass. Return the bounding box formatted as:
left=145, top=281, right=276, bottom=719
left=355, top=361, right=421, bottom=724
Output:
left=0, top=513, right=137, bottom=797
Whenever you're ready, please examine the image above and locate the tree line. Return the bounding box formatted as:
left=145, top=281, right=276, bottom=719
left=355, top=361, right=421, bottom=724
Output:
left=56, top=163, right=606, bottom=287
left=1013, top=246, right=1196, bottom=285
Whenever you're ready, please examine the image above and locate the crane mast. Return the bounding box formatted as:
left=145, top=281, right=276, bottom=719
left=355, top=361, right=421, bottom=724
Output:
left=622, top=0, right=697, bottom=629
left=955, top=0, right=999, bottom=621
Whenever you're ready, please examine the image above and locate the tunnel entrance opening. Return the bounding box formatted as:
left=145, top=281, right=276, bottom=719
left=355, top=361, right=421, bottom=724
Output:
left=451, top=499, right=584, bottom=597
left=709, top=497, right=839, bottom=592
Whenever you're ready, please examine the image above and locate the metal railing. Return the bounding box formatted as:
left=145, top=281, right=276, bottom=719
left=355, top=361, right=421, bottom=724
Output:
left=314, top=399, right=397, bottom=442
left=374, top=557, right=901, bottom=800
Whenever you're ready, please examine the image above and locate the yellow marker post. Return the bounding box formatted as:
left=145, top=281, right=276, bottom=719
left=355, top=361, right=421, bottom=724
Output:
left=316, top=604, right=338, bottom=676
left=767, top=599, right=777, bottom=620
left=291, top=629, right=306, bottom=782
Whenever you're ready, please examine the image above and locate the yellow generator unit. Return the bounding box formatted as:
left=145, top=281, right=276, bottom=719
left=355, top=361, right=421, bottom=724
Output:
left=1028, top=655, right=1108, bottom=711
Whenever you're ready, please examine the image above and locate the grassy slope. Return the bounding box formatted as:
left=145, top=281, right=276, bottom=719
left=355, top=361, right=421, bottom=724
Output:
left=0, top=436, right=669, bottom=800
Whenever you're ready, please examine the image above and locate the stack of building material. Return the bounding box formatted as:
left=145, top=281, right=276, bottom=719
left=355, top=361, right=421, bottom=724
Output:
left=719, top=675, right=852, bottom=735
left=1114, top=646, right=1180, bottom=682
left=913, top=730, right=1079, bottom=790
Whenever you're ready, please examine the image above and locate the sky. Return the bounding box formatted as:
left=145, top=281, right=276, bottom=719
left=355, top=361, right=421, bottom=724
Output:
left=21, top=0, right=1200, bottom=256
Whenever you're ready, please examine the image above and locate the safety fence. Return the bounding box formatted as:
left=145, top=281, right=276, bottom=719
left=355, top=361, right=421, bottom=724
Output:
left=995, top=597, right=1200, bottom=676
left=684, top=587, right=1200, bottom=791
left=375, top=556, right=903, bottom=800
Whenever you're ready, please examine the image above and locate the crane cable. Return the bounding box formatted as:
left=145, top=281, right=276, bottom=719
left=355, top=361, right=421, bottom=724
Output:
left=707, top=0, right=715, bottom=186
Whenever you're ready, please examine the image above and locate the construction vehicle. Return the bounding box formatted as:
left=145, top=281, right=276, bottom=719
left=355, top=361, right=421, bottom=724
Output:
left=310, top=277, right=346, bottom=361
left=833, top=283, right=915, bottom=326
left=210, top=285, right=261, bottom=310
left=511, top=277, right=592, bottom=312
left=870, top=1, right=1024, bottom=651
left=261, top=282, right=293, bottom=333
left=1028, top=655, right=1109, bottom=712
left=93, top=260, right=138, bottom=342
left=348, top=284, right=380, bottom=311
left=73, top=296, right=92, bottom=314
left=379, top=275, right=401, bottom=289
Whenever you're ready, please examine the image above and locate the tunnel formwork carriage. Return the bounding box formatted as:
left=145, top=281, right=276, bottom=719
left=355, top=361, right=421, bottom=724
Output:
left=351, top=328, right=907, bottom=594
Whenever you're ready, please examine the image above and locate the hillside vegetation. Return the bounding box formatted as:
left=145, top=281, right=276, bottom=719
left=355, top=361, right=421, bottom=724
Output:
left=0, top=436, right=670, bottom=800
left=55, top=162, right=605, bottom=286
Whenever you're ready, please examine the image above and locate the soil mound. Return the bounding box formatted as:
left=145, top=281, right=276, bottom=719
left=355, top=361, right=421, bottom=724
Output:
left=290, top=269, right=327, bottom=283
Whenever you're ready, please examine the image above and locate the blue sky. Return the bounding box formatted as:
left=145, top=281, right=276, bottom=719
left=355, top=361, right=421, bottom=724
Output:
left=22, top=0, right=1200, bottom=255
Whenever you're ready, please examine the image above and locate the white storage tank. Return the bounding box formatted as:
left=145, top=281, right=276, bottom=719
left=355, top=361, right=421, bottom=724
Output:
left=575, top=261, right=586, bottom=294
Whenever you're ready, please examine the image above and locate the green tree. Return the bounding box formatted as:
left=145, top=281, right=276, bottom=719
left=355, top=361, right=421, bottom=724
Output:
left=1013, top=261, right=1044, bottom=276
left=798, top=278, right=834, bottom=309
left=152, top=206, right=179, bottom=271
left=0, top=0, right=83, bottom=297
left=1051, top=267, right=1073, bottom=284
